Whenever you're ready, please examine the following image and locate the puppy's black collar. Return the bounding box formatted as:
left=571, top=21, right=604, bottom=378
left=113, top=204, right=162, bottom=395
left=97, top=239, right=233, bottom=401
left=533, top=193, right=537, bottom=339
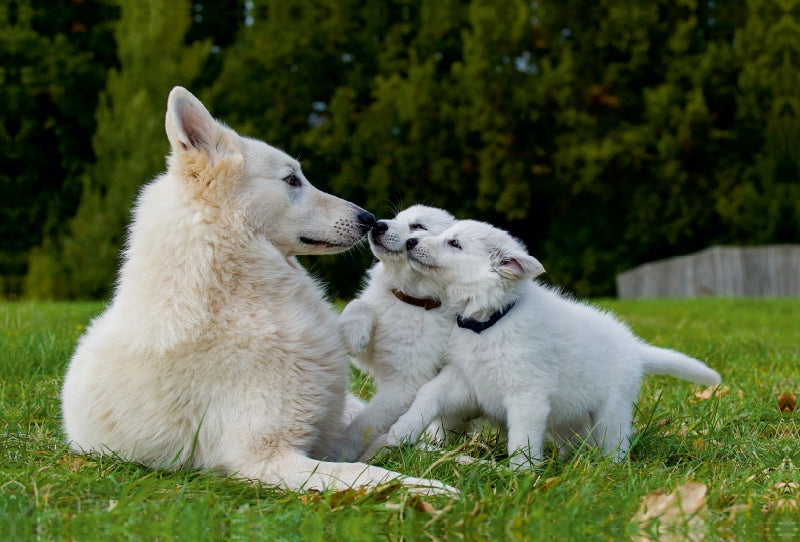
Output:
left=456, top=301, right=517, bottom=334
left=391, top=289, right=442, bottom=310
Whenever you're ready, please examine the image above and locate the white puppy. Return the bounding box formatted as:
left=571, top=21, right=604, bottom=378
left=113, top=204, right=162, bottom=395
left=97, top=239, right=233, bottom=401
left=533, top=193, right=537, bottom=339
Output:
left=61, top=87, right=453, bottom=494
left=387, top=220, right=722, bottom=468
left=336, top=205, right=459, bottom=461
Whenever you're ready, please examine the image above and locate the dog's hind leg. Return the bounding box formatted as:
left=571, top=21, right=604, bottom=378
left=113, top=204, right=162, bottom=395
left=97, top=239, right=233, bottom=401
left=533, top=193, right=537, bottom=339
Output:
left=590, top=396, right=635, bottom=461
left=550, top=415, right=592, bottom=459
left=235, top=450, right=457, bottom=495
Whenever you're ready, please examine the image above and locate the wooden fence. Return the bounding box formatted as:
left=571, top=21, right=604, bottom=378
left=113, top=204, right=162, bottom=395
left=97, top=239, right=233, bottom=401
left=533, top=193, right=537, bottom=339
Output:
left=616, top=245, right=800, bottom=298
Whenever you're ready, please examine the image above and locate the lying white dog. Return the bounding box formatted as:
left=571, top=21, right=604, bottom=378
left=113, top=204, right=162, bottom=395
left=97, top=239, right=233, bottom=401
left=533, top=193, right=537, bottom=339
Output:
left=61, top=87, right=452, bottom=494
left=336, top=205, right=460, bottom=461
left=387, top=220, right=722, bottom=468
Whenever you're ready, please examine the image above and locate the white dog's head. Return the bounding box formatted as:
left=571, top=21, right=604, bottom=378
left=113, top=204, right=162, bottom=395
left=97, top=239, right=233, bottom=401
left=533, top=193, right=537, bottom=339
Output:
left=366, top=205, right=456, bottom=294
left=369, top=205, right=456, bottom=263
left=405, top=220, right=545, bottom=316
left=164, top=86, right=374, bottom=256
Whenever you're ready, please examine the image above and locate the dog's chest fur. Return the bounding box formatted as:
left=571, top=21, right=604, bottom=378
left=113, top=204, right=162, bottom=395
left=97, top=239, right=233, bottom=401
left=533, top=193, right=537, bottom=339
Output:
left=355, top=275, right=452, bottom=384
left=64, top=175, right=349, bottom=465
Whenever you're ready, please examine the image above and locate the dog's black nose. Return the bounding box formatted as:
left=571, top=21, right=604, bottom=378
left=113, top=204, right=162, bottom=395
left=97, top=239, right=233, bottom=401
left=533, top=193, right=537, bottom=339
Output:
left=356, top=211, right=376, bottom=233
left=373, top=221, right=389, bottom=235
left=406, top=238, right=419, bottom=250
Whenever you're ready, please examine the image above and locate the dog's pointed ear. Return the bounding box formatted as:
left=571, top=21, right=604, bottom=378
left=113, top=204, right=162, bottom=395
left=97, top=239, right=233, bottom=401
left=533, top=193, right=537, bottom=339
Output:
left=165, top=86, right=221, bottom=156
left=493, top=247, right=546, bottom=280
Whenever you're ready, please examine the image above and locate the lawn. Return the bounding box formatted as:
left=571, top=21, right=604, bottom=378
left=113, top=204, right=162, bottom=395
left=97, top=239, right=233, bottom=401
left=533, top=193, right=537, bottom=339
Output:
left=2, top=298, right=798, bottom=540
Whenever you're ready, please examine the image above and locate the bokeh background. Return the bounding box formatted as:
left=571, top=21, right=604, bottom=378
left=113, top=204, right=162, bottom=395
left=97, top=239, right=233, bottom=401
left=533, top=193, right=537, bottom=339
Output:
left=3, top=0, right=799, bottom=300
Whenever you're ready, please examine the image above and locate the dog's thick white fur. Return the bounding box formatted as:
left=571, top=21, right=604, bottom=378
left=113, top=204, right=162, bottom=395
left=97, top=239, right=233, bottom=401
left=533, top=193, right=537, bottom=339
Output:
left=387, top=220, right=722, bottom=468
left=61, top=87, right=453, bottom=494
left=336, top=205, right=462, bottom=461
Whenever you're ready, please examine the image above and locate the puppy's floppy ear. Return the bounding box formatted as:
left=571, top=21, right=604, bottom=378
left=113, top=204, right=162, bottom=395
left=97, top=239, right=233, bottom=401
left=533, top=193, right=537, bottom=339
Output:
left=493, top=247, right=546, bottom=280
left=165, top=86, right=225, bottom=158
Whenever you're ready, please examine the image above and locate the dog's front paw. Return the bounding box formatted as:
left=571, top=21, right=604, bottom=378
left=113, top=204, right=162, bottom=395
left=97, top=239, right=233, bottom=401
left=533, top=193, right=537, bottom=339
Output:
left=385, top=431, right=400, bottom=448
left=508, top=450, right=539, bottom=471
left=339, top=302, right=373, bottom=356
left=387, top=421, right=416, bottom=447
left=340, top=320, right=371, bottom=356
left=357, top=433, right=393, bottom=462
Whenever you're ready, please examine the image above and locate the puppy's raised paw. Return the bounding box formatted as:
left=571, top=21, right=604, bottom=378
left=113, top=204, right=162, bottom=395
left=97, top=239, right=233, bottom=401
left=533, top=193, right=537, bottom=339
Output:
left=339, top=300, right=374, bottom=356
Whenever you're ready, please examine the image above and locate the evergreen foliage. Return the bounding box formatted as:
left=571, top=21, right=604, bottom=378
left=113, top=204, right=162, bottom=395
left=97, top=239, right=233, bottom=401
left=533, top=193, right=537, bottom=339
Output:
left=6, top=0, right=799, bottom=299
left=1, top=0, right=117, bottom=297
left=24, top=0, right=212, bottom=299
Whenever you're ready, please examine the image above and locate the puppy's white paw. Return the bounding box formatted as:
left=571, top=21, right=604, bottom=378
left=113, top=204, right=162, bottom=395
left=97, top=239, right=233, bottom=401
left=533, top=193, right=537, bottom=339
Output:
left=338, top=302, right=373, bottom=356
left=508, top=451, right=539, bottom=471
left=386, top=421, right=415, bottom=447
left=357, top=433, right=392, bottom=462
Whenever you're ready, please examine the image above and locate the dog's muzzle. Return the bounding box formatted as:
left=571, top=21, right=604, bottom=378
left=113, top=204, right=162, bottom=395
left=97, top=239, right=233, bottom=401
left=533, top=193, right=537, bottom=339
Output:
left=357, top=211, right=376, bottom=234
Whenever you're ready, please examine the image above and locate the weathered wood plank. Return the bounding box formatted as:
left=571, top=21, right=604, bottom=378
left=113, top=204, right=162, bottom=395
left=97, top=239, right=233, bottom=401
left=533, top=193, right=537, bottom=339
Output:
left=616, top=245, right=800, bottom=298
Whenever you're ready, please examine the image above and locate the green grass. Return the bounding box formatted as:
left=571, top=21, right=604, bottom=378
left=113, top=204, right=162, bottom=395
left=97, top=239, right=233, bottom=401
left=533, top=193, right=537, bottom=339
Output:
left=3, top=299, right=799, bottom=540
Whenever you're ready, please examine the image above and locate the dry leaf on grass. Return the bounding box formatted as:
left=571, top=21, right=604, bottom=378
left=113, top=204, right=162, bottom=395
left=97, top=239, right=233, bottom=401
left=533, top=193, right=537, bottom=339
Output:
left=694, top=385, right=729, bottom=401
left=300, top=490, right=322, bottom=505
left=57, top=454, right=96, bottom=472
left=777, top=392, right=796, bottom=413
left=300, top=482, right=403, bottom=508
left=384, top=495, right=441, bottom=517
left=633, top=481, right=707, bottom=541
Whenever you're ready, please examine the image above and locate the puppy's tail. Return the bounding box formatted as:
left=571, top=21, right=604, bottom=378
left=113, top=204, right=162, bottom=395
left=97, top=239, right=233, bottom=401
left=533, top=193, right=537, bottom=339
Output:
left=639, top=345, right=721, bottom=386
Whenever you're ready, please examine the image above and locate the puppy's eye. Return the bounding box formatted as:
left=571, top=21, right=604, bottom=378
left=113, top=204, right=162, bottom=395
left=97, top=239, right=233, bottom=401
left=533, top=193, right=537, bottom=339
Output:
left=409, top=223, right=428, bottom=232
left=448, top=239, right=462, bottom=250
left=283, top=173, right=301, bottom=187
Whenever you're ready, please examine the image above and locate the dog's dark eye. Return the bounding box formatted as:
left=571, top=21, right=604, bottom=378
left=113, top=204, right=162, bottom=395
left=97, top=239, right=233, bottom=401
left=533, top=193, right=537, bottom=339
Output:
left=448, top=239, right=462, bottom=250
left=283, top=173, right=301, bottom=187
left=409, top=223, right=428, bottom=232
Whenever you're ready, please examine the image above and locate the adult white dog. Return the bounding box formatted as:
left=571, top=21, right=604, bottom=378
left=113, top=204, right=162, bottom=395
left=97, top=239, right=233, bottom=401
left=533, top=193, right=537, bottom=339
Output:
left=336, top=205, right=462, bottom=461
left=61, top=87, right=452, bottom=494
left=387, top=220, right=722, bottom=468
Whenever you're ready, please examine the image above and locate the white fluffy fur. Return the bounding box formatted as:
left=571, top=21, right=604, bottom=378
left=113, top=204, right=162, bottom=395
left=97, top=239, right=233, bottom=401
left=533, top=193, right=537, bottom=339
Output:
left=387, top=220, right=722, bottom=468
left=61, top=87, right=453, bottom=494
left=336, top=205, right=464, bottom=461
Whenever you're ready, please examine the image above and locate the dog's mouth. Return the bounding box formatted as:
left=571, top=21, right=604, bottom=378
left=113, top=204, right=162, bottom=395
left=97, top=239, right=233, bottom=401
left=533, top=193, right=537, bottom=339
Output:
left=407, top=253, right=438, bottom=270
left=369, top=234, right=404, bottom=256
left=299, top=236, right=348, bottom=249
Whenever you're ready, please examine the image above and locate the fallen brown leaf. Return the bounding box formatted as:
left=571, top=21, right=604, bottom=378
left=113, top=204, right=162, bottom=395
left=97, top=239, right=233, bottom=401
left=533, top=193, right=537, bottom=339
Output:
left=409, top=496, right=437, bottom=514
left=300, top=490, right=322, bottom=505
left=384, top=495, right=443, bottom=520
left=57, top=454, right=96, bottom=472
left=633, top=481, right=707, bottom=541
left=777, top=392, right=796, bottom=413
left=327, top=486, right=368, bottom=508
left=694, top=385, right=729, bottom=401
left=299, top=482, right=403, bottom=508
left=537, top=476, right=560, bottom=491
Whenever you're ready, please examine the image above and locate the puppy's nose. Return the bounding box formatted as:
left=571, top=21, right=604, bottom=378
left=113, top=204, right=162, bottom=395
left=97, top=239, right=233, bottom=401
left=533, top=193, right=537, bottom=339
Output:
left=373, top=220, right=389, bottom=235
left=406, top=238, right=419, bottom=250
left=356, top=211, right=376, bottom=234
